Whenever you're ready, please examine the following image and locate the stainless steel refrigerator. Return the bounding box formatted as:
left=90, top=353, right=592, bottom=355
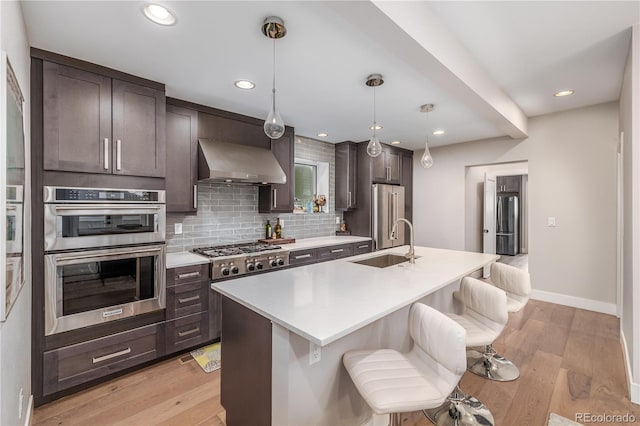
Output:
left=372, top=184, right=405, bottom=249
left=496, top=195, right=519, bottom=255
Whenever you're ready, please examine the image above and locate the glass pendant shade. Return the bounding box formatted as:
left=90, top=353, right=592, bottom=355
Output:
left=420, top=140, right=434, bottom=168
left=264, top=90, right=285, bottom=139
left=367, top=133, right=382, bottom=157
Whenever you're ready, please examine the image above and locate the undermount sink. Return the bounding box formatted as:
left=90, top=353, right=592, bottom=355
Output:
left=350, top=253, right=418, bottom=268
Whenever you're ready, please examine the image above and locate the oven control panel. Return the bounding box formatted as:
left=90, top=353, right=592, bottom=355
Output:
left=44, top=186, right=165, bottom=203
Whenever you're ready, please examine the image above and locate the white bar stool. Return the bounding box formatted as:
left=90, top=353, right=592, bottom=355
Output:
left=343, top=303, right=470, bottom=426
left=487, top=261, right=531, bottom=313
left=451, top=276, right=520, bottom=382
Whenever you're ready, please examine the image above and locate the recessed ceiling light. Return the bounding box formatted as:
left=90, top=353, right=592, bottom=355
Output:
left=369, top=124, right=383, bottom=130
left=391, top=140, right=401, bottom=145
left=433, top=130, right=445, bottom=135
left=317, top=133, right=328, bottom=138
left=143, top=3, right=176, bottom=26
left=234, top=80, right=255, bottom=90
left=554, top=89, right=575, bottom=97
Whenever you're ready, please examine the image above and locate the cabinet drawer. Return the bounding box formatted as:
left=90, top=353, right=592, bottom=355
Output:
left=167, top=264, right=209, bottom=287
left=166, top=280, right=208, bottom=320
left=43, top=324, right=160, bottom=395
left=166, top=311, right=210, bottom=354
left=289, top=249, right=317, bottom=266
left=353, top=241, right=373, bottom=254
left=317, top=244, right=353, bottom=261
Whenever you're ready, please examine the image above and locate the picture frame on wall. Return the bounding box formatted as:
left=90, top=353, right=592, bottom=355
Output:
left=1, top=51, right=26, bottom=321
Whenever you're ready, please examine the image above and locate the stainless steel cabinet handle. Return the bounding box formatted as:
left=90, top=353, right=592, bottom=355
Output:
left=178, top=327, right=200, bottom=338
left=103, top=138, right=109, bottom=170
left=273, top=188, right=277, bottom=209
left=331, top=248, right=344, bottom=253
left=178, top=295, right=200, bottom=304
left=358, top=244, right=369, bottom=249
left=295, top=254, right=312, bottom=259
left=177, top=271, right=200, bottom=279
left=193, top=185, right=198, bottom=209
left=116, top=139, right=122, bottom=171
left=348, top=191, right=352, bottom=207
left=92, top=347, right=131, bottom=364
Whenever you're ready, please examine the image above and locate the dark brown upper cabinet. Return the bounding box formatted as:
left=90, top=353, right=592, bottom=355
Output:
left=166, top=102, right=198, bottom=213
left=42, top=60, right=165, bottom=178
left=372, top=145, right=401, bottom=184
left=335, top=142, right=358, bottom=210
left=401, top=151, right=413, bottom=222
left=259, top=129, right=295, bottom=213
left=497, top=175, right=521, bottom=193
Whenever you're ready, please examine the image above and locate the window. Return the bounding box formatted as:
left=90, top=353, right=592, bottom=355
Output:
left=293, top=158, right=329, bottom=213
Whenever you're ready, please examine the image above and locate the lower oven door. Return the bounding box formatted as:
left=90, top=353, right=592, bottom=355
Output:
left=44, top=245, right=166, bottom=336
left=44, top=204, right=166, bottom=251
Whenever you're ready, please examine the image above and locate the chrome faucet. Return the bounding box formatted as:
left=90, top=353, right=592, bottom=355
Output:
left=390, top=218, right=415, bottom=263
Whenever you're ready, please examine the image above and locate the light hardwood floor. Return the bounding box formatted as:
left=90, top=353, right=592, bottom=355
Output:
left=34, top=300, right=638, bottom=426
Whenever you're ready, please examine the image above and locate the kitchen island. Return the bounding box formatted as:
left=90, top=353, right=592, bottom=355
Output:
left=211, top=246, right=499, bottom=426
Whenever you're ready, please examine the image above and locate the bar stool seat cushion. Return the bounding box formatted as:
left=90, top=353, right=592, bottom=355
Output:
left=489, top=262, right=531, bottom=313
left=343, top=349, right=452, bottom=414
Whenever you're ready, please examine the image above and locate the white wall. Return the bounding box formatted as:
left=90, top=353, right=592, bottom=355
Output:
left=620, top=24, right=640, bottom=403
left=414, top=101, right=619, bottom=308
left=0, top=1, right=32, bottom=424
left=464, top=162, right=528, bottom=253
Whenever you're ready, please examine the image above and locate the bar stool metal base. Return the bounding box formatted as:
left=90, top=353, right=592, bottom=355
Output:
left=422, top=387, right=494, bottom=426
left=389, top=412, right=402, bottom=426
left=467, top=345, right=520, bottom=382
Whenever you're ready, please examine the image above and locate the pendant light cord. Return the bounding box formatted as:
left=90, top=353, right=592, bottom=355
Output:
left=372, top=86, right=377, bottom=137
left=272, top=39, right=277, bottom=109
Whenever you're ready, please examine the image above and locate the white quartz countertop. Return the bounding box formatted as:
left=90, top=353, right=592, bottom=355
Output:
left=166, top=252, right=210, bottom=269
left=211, top=246, right=498, bottom=346
left=283, top=235, right=371, bottom=251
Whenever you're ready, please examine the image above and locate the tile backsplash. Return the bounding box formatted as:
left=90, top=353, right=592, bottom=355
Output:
left=166, top=137, right=340, bottom=253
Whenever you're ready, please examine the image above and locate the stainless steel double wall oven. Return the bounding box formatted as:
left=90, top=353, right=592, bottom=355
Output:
left=43, top=186, right=166, bottom=335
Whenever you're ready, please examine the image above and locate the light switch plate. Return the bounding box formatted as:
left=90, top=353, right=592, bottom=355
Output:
left=547, top=217, right=556, bottom=227
left=335, top=216, right=340, bottom=224
left=174, top=223, right=183, bottom=234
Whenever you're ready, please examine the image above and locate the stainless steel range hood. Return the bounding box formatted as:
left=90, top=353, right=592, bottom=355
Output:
left=197, top=139, right=286, bottom=184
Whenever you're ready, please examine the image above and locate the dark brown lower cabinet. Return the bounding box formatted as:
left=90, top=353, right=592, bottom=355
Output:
left=42, top=324, right=161, bottom=395
left=165, top=311, right=210, bottom=354
left=289, top=240, right=371, bottom=267
left=221, top=297, right=272, bottom=426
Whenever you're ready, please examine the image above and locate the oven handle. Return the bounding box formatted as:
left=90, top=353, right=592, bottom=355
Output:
left=54, top=247, right=163, bottom=262
left=53, top=205, right=163, bottom=211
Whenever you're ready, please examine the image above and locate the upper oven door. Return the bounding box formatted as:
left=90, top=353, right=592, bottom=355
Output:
left=44, top=204, right=166, bottom=251
left=6, top=202, right=23, bottom=254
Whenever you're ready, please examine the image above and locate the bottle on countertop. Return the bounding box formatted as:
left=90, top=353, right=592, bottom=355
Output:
left=265, top=220, right=272, bottom=239
left=274, top=217, right=282, bottom=239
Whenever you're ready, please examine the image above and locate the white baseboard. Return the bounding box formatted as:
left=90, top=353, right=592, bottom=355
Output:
left=531, top=289, right=617, bottom=316
left=23, top=395, right=33, bottom=426
left=621, top=331, right=640, bottom=404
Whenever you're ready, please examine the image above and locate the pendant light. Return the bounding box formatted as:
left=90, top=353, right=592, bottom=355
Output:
left=365, top=74, right=384, bottom=157
left=262, top=16, right=287, bottom=139
left=420, top=104, right=434, bottom=168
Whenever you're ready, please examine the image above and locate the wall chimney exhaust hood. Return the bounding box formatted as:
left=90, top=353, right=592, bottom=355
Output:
left=197, top=139, right=286, bottom=184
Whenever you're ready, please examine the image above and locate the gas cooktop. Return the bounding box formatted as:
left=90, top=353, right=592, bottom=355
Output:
left=193, top=243, right=283, bottom=258
left=193, top=242, right=290, bottom=280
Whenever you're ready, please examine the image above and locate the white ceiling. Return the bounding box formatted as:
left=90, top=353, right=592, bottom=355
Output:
left=21, top=1, right=639, bottom=150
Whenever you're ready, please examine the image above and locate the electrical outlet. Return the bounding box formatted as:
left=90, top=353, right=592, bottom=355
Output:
left=174, top=223, right=182, bottom=234
left=18, top=388, right=23, bottom=419
left=280, top=219, right=284, bottom=228
left=335, top=216, right=340, bottom=225
left=547, top=217, right=556, bottom=227
left=309, top=342, right=321, bottom=365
